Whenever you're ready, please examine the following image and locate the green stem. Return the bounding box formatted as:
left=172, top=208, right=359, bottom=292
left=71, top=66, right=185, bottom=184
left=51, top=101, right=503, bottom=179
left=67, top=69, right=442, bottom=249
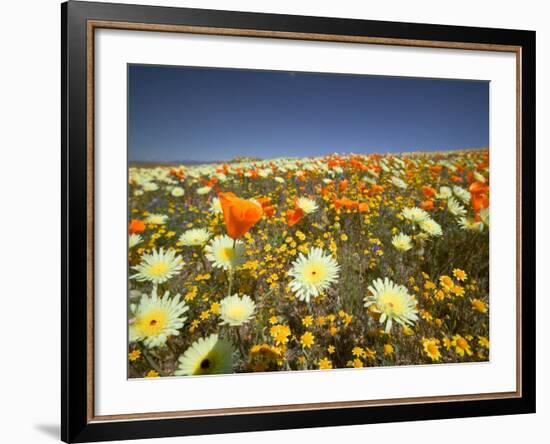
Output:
left=227, top=269, right=234, bottom=296
left=235, top=327, right=247, bottom=361
left=198, top=248, right=208, bottom=272
left=143, top=350, right=164, bottom=376
left=227, top=239, right=237, bottom=296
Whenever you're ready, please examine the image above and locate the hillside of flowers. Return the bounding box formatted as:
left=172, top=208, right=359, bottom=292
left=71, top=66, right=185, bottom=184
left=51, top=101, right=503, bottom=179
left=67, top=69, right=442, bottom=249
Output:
left=127, top=149, right=490, bottom=378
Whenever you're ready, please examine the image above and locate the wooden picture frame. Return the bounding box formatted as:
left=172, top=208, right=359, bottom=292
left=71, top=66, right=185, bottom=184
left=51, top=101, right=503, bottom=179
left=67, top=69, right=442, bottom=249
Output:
left=62, top=1, right=536, bottom=442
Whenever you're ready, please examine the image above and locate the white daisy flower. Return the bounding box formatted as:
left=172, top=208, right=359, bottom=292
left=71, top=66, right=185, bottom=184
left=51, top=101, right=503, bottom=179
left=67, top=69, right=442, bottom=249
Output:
left=458, top=217, right=484, bottom=232
left=447, top=197, right=467, bottom=217
left=473, top=171, right=486, bottom=183
left=453, top=186, right=471, bottom=203
left=295, top=197, right=318, bottom=215
left=288, top=247, right=340, bottom=302
left=131, top=248, right=184, bottom=284
left=391, top=233, right=413, bottom=252
left=258, top=169, right=271, bottom=178
left=274, top=176, right=285, bottom=184
left=175, top=334, right=234, bottom=376
left=129, top=233, right=143, bottom=249
left=219, top=294, right=256, bottom=326
left=419, top=218, right=443, bottom=237
left=391, top=176, right=408, bottom=189
left=171, top=186, right=185, bottom=197
left=145, top=213, right=168, bottom=225
left=436, top=186, right=452, bottom=199
left=129, top=290, right=188, bottom=348
left=479, top=208, right=490, bottom=227
left=402, top=207, right=429, bottom=223
left=204, top=235, right=245, bottom=270
left=209, top=197, right=223, bottom=214
left=143, top=182, right=159, bottom=192
left=364, top=277, right=419, bottom=333
left=197, top=186, right=212, bottom=195
left=179, top=228, right=211, bottom=247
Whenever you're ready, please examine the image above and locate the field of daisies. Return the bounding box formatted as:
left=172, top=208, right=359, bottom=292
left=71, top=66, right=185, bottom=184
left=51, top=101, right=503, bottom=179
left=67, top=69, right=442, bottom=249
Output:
left=127, top=149, right=490, bottom=378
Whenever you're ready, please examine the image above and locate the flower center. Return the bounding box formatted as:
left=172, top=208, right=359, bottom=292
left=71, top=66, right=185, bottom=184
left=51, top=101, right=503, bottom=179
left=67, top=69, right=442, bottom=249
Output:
left=227, top=304, right=246, bottom=319
left=427, top=343, right=438, bottom=355
left=378, top=292, right=405, bottom=316
left=200, top=359, right=211, bottom=369
left=303, top=262, right=327, bottom=284
left=220, top=247, right=235, bottom=261
left=148, top=262, right=169, bottom=277
left=138, top=309, right=168, bottom=336
left=457, top=338, right=468, bottom=349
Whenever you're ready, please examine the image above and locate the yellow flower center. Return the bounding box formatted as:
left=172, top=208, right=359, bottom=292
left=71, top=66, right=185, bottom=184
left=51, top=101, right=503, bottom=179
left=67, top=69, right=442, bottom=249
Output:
left=457, top=338, right=468, bottom=349
left=220, top=247, right=235, bottom=261
left=378, top=291, right=405, bottom=316
left=303, top=262, right=327, bottom=284
left=427, top=343, right=438, bottom=355
left=195, top=354, right=217, bottom=375
left=147, top=261, right=169, bottom=277
left=472, top=300, right=486, bottom=312
left=440, top=276, right=454, bottom=288
left=137, top=309, right=168, bottom=336
left=226, top=304, right=246, bottom=319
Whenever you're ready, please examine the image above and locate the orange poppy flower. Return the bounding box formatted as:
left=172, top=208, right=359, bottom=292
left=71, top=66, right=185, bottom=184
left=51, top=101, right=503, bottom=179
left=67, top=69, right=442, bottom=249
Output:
left=358, top=202, right=369, bottom=213
left=472, top=195, right=489, bottom=214
left=420, top=200, right=435, bottom=211
left=256, top=197, right=276, bottom=218
left=286, top=208, right=304, bottom=226
left=216, top=164, right=230, bottom=175
left=218, top=192, right=263, bottom=239
left=469, top=181, right=489, bottom=196
left=338, top=180, right=349, bottom=193
left=469, top=181, right=489, bottom=219
left=422, top=186, right=436, bottom=198
left=319, top=186, right=332, bottom=198
left=334, top=197, right=358, bottom=210
left=169, top=168, right=185, bottom=180
left=367, top=184, right=384, bottom=197
left=129, top=219, right=145, bottom=234
left=204, top=176, right=219, bottom=188
left=450, top=175, right=462, bottom=182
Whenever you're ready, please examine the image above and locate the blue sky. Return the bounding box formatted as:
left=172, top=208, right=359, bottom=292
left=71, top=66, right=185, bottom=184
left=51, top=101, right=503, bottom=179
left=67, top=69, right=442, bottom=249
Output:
left=128, top=64, right=488, bottom=162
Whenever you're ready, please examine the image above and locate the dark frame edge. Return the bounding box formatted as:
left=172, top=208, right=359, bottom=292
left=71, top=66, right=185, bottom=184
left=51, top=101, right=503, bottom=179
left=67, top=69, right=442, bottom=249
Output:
left=62, top=1, right=536, bottom=442
left=63, top=1, right=92, bottom=442
left=520, top=30, right=536, bottom=414
left=61, top=1, right=68, bottom=442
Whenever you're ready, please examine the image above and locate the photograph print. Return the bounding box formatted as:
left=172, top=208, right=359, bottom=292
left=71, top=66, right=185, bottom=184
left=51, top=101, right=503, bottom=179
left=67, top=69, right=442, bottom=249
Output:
left=127, top=65, right=490, bottom=379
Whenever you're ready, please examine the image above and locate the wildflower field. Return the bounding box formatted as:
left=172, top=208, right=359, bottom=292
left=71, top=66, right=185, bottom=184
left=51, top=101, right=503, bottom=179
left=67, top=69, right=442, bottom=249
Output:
left=127, top=149, right=490, bottom=378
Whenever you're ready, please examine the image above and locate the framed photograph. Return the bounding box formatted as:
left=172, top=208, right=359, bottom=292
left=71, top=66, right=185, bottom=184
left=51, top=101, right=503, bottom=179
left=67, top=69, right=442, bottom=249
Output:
left=62, top=1, right=536, bottom=442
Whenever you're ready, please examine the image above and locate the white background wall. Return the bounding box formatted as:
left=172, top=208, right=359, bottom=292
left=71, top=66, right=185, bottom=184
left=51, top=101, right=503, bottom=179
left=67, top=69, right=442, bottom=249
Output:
left=0, top=0, right=546, bottom=443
